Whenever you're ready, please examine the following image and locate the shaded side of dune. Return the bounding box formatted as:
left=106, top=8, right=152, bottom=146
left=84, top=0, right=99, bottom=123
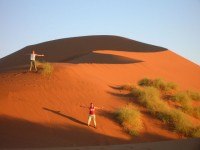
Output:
left=59, top=139, right=200, bottom=150
left=0, top=35, right=166, bottom=71
left=0, top=115, right=129, bottom=148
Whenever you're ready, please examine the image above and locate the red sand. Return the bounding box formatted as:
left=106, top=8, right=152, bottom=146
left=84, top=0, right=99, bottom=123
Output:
left=0, top=35, right=200, bottom=149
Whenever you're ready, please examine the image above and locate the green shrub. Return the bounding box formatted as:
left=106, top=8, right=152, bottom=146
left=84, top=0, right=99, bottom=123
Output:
left=155, top=111, right=171, bottom=123
left=131, top=87, right=171, bottom=122
left=114, top=104, right=143, bottom=136
left=130, top=87, right=170, bottom=114
left=35, top=61, right=54, bottom=76
left=170, top=109, right=193, bottom=136
left=173, top=91, right=190, bottom=102
left=192, top=126, right=200, bottom=138
left=172, top=91, right=193, bottom=113
left=41, top=62, right=54, bottom=76
left=129, top=88, right=142, bottom=97
left=193, top=107, right=200, bottom=119
left=138, top=78, right=153, bottom=87
left=181, top=99, right=193, bottom=113
left=166, top=82, right=177, bottom=90
left=137, top=87, right=160, bottom=108
left=153, top=78, right=167, bottom=90
left=153, top=78, right=177, bottom=91
left=129, top=79, right=200, bottom=137
left=187, top=91, right=200, bottom=101
left=138, top=78, right=176, bottom=91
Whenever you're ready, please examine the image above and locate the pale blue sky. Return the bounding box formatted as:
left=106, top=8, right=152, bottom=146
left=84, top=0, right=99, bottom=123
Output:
left=0, top=0, right=200, bottom=65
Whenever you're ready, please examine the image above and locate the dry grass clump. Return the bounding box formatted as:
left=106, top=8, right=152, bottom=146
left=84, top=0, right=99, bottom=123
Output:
left=114, top=104, right=143, bottom=136
left=41, top=62, right=54, bottom=76
left=118, top=78, right=200, bottom=137
left=193, top=106, right=200, bottom=119
left=127, top=78, right=200, bottom=137
left=130, top=87, right=169, bottom=112
left=192, top=126, right=200, bottom=138
left=187, top=91, right=200, bottom=101
left=172, top=91, right=193, bottom=113
left=36, top=61, right=54, bottom=76
left=138, top=78, right=177, bottom=91
left=169, top=109, right=193, bottom=136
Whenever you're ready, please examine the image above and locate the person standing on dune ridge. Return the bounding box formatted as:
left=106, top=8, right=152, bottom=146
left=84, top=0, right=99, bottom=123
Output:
left=29, top=50, right=44, bottom=72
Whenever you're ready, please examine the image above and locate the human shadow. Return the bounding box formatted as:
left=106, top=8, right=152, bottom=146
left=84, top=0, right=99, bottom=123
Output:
left=42, top=107, right=87, bottom=126
left=0, top=115, right=131, bottom=148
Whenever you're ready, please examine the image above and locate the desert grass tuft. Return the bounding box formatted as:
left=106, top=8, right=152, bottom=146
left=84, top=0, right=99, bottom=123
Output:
left=138, top=78, right=177, bottom=91
left=138, top=78, right=153, bottom=87
left=193, top=106, right=200, bottom=119
left=129, top=82, right=196, bottom=136
left=192, top=126, right=200, bottom=138
left=114, top=104, right=143, bottom=136
left=41, top=62, right=54, bottom=76
left=171, top=91, right=193, bottom=113
left=170, top=109, right=193, bottom=136
left=187, top=91, right=200, bottom=101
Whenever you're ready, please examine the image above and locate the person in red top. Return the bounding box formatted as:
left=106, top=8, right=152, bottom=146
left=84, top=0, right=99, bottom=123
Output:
left=80, top=102, right=103, bottom=128
left=88, top=103, right=96, bottom=128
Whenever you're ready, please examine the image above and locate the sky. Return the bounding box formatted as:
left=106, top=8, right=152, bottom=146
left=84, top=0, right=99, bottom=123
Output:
left=0, top=0, right=200, bottom=65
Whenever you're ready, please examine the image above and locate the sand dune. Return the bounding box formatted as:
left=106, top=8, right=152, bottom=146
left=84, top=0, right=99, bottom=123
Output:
left=0, top=35, right=166, bottom=71
left=0, top=35, right=200, bottom=149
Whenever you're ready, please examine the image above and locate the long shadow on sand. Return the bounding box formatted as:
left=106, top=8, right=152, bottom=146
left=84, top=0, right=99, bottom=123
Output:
left=43, top=107, right=87, bottom=126
left=0, top=115, right=129, bottom=148
left=0, top=115, right=178, bottom=148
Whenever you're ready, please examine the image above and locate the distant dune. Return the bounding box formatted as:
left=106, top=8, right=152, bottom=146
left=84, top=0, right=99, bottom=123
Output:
left=0, top=35, right=200, bottom=149
left=0, top=35, right=166, bottom=71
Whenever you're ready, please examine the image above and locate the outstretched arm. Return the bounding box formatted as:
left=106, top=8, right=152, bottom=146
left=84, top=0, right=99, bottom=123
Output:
left=36, top=54, right=44, bottom=56
left=80, top=105, right=89, bottom=109
left=94, top=106, right=104, bottom=110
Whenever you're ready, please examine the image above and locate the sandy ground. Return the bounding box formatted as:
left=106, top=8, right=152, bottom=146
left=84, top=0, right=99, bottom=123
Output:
left=0, top=36, right=200, bottom=149
left=28, top=138, right=200, bottom=150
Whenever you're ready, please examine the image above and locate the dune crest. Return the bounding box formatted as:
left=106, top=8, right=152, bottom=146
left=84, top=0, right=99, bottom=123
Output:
left=0, top=35, right=166, bottom=71
left=0, top=35, right=200, bottom=149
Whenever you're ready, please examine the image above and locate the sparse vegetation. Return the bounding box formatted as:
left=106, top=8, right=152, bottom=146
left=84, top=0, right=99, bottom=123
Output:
left=169, top=109, right=193, bottom=136
left=114, top=104, right=143, bottom=136
left=138, top=78, right=153, bottom=87
left=41, top=62, right=54, bottom=76
left=138, top=78, right=177, bottom=91
left=171, top=91, right=198, bottom=114
left=36, top=61, right=54, bottom=76
left=187, top=91, right=200, bottom=101
left=194, top=106, right=200, bottom=119
left=192, top=126, right=200, bottom=138
left=130, top=87, right=170, bottom=116
left=171, top=91, right=190, bottom=102
left=119, top=77, right=200, bottom=137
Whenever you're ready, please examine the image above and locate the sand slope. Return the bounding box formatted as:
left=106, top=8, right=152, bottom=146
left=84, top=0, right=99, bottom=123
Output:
left=0, top=35, right=166, bottom=71
left=0, top=35, right=200, bottom=149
